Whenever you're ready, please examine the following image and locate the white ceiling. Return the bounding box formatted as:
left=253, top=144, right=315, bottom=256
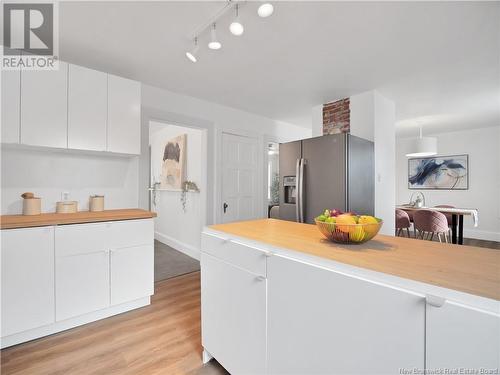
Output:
left=57, top=1, right=500, bottom=136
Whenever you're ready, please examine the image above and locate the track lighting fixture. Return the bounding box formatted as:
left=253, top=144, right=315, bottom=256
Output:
left=185, top=2, right=276, bottom=63
left=258, top=2, right=274, bottom=18
left=208, top=23, right=222, bottom=50
left=229, top=4, right=244, bottom=36
left=185, top=37, right=199, bottom=63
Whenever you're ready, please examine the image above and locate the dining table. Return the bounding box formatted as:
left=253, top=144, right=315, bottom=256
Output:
left=396, top=205, right=479, bottom=245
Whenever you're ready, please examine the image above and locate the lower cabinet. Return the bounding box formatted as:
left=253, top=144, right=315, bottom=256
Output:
left=55, top=220, right=154, bottom=321
left=1, top=227, right=55, bottom=336
left=0, top=219, right=154, bottom=347
left=267, top=254, right=425, bottom=374
left=201, top=252, right=267, bottom=375
left=111, top=245, right=154, bottom=306
left=56, top=250, right=110, bottom=321
left=426, top=300, right=500, bottom=370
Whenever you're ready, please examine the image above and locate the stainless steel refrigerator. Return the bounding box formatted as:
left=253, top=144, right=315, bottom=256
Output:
left=279, top=133, right=374, bottom=223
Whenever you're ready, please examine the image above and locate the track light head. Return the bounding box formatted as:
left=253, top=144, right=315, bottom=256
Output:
left=258, top=2, right=274, bottom=18
left=229, top=4, right=244, bottom=36
left=186, top=37, right=199, bottom=62
left=208, top=23, right=222, bottom=50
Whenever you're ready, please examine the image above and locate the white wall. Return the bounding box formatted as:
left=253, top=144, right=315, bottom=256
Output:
left=396, top=126, right=500, bottom=241
left=311, top=104, right=323, bottom=137
left=149, top=121, right=205, bottom=260
left=1, top=147, right=138, bottom=214
left=350, top=90, right=396, bottom=235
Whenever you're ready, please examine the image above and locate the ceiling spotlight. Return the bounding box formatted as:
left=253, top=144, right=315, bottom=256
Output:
left=208, top=23, right=222, bottom=50
left=258, top=2, right=274, bottom=18
left=229, top=4, right=244, bottom=36
left=185, top=37, right=199, bottom=63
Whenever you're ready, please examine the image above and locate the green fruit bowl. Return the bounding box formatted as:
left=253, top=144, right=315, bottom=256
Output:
left=314, top=219, right=383, bottom=244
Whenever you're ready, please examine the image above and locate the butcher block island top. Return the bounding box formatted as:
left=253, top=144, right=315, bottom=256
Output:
left=210, top=219, right=500, bottom=301
left=0, top=209, right=157, bottom=229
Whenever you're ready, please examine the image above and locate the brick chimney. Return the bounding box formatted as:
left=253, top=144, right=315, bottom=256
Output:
left=323, top=98, right=350, bottom=135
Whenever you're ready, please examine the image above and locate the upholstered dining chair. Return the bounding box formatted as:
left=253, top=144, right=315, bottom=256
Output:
left=395, top=209, right=411, bottom=237
left=413, top=210, right=450, bottom=243
left=434, top=204, right=455, bottom=236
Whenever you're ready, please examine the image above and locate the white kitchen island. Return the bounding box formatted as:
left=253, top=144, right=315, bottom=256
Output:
left=201, top=219, right=500, bottom=375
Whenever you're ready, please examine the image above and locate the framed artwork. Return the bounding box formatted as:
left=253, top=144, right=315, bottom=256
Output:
left=160, top=134, right=187, bottom=190
left=408, top=154, right=469, bottom=190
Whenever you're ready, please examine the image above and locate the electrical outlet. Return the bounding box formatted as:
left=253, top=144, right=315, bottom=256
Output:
left=62, top=191, right=70, bottom=201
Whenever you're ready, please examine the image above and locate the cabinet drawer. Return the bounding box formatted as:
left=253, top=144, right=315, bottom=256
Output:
left=108, top=219, right=153, bottom=249
left=56, top=223, right=108, bottom=257
left=201, top=232, right=267, bottom=276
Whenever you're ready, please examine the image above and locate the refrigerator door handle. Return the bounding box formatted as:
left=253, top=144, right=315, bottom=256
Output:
left=295, top=158, right=301, bottom=222
left=299, top=158, right=306, bottom=222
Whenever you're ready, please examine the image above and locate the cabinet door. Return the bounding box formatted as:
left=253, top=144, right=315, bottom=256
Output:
left=1, top=69, right=21, bottom=143
left=201, top=252, right=266, bottom=375
left=107, top=74, right=141, bottom=154
left=56, top=250, right=110, bottom=321
left=1, top=227, right=55, bottom=336
left=267, top=255, right=425, bottom=374
left=20, top=62, right=68, bottom=148
left=110, top=244, right=154, bottom=306
left=426, top=300, right=500, bottom=370
left=68, top=64, right=107, bottom=151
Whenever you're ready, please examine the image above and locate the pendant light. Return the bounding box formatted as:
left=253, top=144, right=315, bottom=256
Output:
left=258, top=2, right=274, bottom=18
left=406, top=125, right=437, bottom=157
left=185, top=37, right=199, bottom=63
left=208, top=23, right=222, bottom=50
left=229, top=4, right=244, bottom=36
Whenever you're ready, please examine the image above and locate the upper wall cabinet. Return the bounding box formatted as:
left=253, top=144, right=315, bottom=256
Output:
left=2, top=62, right=141, bottom=156
left=1, top=70, right=21, bottom=144
left=107, top=74, right=141, bottom=155
left=21, top=62, right=68, bottom=148
left=68, top=65, right=107, bottom=151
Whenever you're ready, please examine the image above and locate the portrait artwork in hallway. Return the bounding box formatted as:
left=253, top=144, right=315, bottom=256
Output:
left=408, top=154, right=469, bottom=190
left=161, top=134, right=187, bottom=190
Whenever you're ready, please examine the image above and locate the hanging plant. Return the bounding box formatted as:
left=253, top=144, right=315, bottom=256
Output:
left=181, top=181, right=200, bottom=212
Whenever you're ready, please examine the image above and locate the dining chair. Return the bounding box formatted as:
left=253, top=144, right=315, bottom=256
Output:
left=413, top=210, right=450, bottom=243
left=395, top=209, right=411, bottom=237
left=435, top=204, right=455, bottom=237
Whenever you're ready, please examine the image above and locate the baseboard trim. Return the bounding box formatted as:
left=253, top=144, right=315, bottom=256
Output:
left=155, top=232, right=200, bottom=261
left=463, top=229, right=500, bottom=242
left=1, top=296, right=150, bottom=349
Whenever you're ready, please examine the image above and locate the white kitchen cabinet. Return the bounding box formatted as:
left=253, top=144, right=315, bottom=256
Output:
left=426, top=299, right=500, bottom=370
left=111, top=245, right=154, bottom=305
left=107, top=74, right=141, bottom=154
left=1, top=69, right=21, bottom=143
left=68, top=64, right=107, bottom=151
left=20, top=62, right=68, bottom=148
left=55, top=223, right=110, bottom=321
left=55, top=250, right=110, bottom=321
left=1, top=227, right=55, bottom=336
left=267, top=254, right=425, bottom=374
left=201, top=252, right=267, bottom=375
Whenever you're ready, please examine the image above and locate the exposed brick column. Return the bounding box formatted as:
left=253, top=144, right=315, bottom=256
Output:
left=323, top=98, right=350, bottom=135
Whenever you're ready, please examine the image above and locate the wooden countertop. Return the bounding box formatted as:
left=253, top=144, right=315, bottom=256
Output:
left=1, top=209, right=157, bottom=229
left=210, top=219, right=500, bottom=301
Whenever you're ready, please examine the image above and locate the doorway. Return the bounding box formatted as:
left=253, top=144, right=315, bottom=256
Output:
left=220, top=132, right=261, bottom=223
left=149, top=120, right=206, bottom=281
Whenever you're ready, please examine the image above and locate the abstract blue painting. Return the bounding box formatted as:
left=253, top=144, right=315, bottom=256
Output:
left=408, top=155, right=468, bottom=190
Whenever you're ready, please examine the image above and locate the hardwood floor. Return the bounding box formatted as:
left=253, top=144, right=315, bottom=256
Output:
left=1, top=272, right=229, bottom=375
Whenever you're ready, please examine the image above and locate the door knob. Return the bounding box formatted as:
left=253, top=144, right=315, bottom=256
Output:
left=223, top=202, right=228, bottom=213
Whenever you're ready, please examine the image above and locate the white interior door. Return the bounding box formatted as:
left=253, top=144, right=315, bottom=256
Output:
left=221, top=133, right=259, bottom=223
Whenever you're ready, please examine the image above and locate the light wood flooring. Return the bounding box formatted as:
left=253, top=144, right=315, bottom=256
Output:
left=1, top=272, right=228, bottom=375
